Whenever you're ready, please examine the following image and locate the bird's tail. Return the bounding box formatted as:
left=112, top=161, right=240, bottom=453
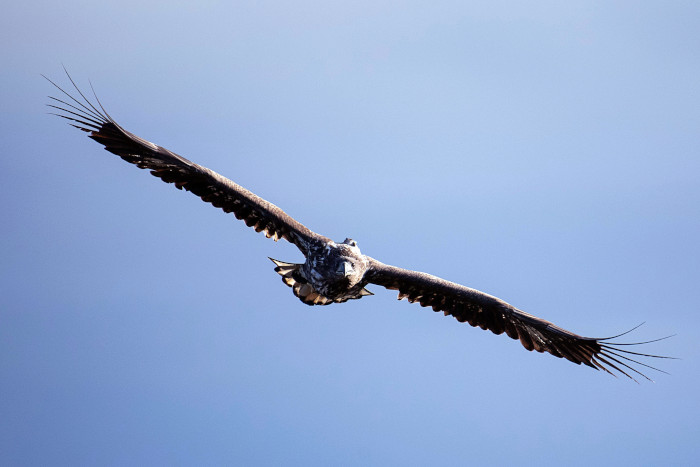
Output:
left=269, top=258, right=335, bottom=305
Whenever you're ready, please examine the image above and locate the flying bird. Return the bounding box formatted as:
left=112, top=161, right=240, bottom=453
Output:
left=45, top=72, right=672, bottom=382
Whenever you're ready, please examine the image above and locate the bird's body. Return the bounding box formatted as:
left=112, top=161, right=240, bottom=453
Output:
left=271, top=239, right=372, bottom=305
left=46, top=72, right=671, bottom=382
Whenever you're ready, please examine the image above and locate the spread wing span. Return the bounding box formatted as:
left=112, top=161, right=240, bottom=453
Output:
left=366, top=258, right=673, bottom=382
left=46, top=71, right=673, bottom=382
left=44, top=73, right=329, bottom=254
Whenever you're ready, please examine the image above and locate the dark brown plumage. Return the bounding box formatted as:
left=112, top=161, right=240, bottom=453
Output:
left=46, top=71, right=673, bottom=382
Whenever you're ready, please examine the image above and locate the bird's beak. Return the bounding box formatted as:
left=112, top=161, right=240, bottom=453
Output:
left=336, top=261, right=354, bottom=277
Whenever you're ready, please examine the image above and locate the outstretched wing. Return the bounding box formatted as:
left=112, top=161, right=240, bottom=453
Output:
left=366, top=258, right=671, bottom=382
left=45, top=73, right=330, bottom=254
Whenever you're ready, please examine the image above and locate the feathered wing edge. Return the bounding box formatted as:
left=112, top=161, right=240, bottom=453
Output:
left=44, top=70, right=329, bottom=254
left=366, top=258, right=674, bottom=382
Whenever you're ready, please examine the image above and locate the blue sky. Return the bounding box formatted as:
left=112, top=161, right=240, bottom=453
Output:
left=2, top=1, right=698, bottom=465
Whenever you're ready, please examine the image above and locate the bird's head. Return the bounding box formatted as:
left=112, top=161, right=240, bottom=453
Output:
left=332, top=238, right=367, bottom=286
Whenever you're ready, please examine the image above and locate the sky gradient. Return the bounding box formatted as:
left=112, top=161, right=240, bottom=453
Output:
left=2, top=1, right=699, bottom=465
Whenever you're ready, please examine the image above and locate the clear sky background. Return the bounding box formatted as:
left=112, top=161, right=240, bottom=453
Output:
left=2, top=1, right=698, bottom=465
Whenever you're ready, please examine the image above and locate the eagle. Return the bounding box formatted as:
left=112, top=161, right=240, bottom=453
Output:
left=45, top=72, right=671, bottom=382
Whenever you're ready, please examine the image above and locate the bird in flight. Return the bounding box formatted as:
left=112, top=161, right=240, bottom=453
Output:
left=45, top=71, right=672, bottom=382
